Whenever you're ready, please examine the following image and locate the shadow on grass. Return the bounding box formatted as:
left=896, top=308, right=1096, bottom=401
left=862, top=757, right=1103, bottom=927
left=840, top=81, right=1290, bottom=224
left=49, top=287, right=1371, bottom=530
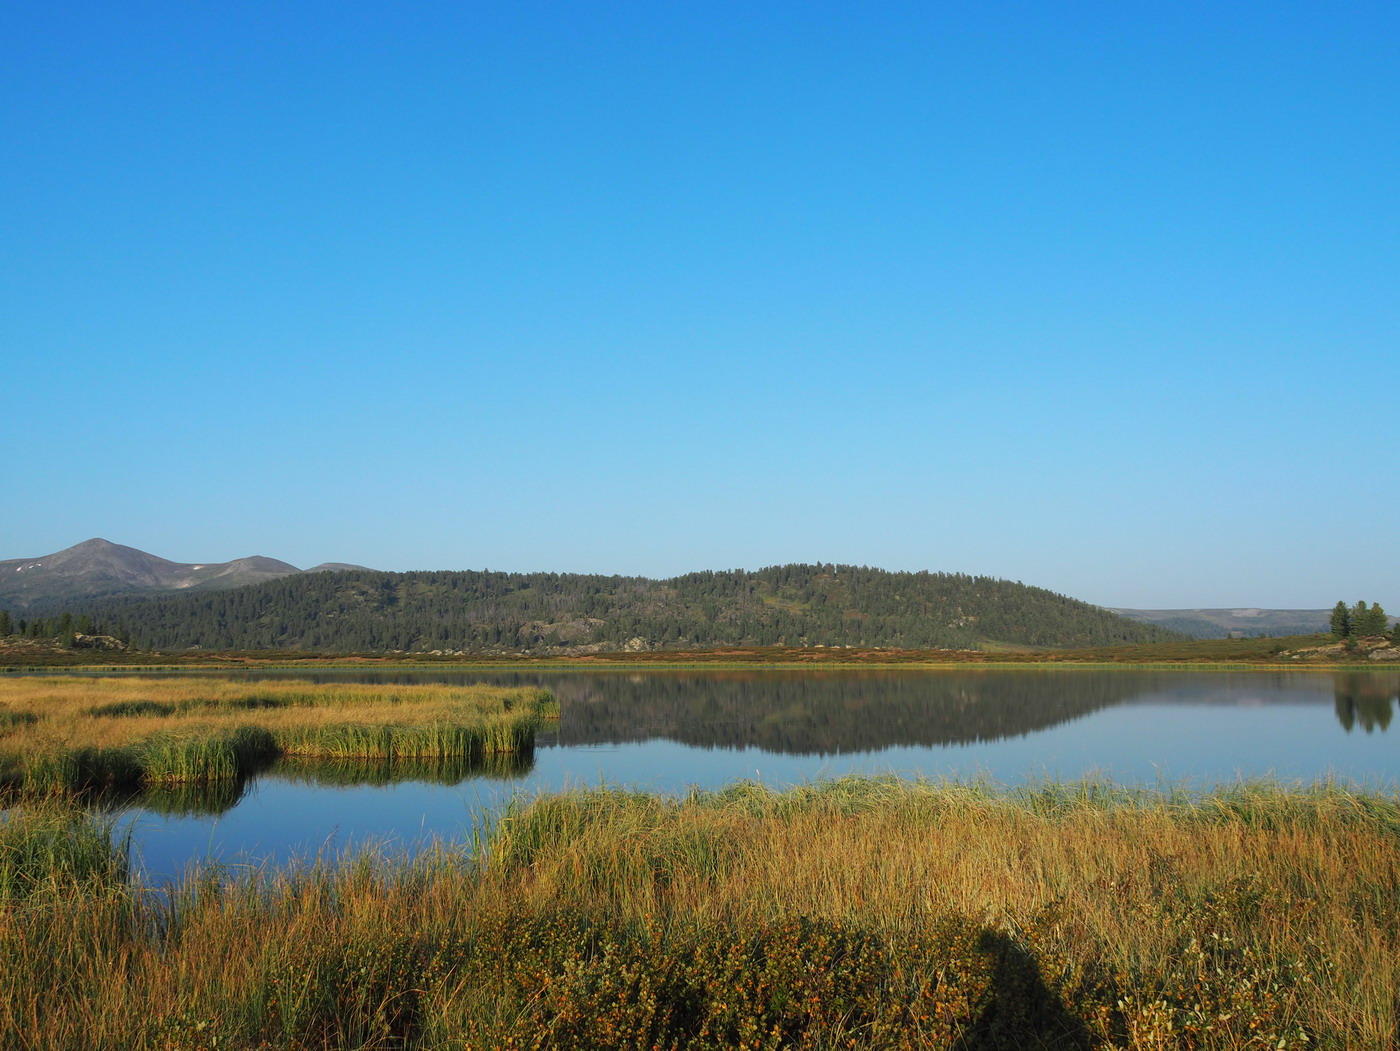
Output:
left=965, top=929, right=1093, bottom=1050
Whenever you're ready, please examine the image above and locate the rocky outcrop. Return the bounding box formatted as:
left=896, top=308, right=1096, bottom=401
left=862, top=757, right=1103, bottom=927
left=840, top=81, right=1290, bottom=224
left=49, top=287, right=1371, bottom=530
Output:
left=74, top=633, right=128, bottom=651
left=1283, top=637, right=1400, bottom=662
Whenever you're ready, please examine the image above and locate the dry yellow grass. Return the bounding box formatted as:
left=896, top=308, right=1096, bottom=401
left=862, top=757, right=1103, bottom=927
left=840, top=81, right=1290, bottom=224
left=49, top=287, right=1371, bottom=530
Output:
left=0, top=676, right=543, bottom=746
left=482, top=780, right=1400, bottom=1047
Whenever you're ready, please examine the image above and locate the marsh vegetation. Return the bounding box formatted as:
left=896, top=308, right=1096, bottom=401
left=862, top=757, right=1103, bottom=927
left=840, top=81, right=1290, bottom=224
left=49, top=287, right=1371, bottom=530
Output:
left=2, top=778, right=1398, bottom=1048
left=0, top=677, right=557, bottom=799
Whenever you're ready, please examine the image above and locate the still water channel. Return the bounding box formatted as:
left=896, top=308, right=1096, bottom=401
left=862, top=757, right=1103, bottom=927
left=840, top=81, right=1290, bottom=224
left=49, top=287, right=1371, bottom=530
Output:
left=64, top=667, right=1400, bottom=881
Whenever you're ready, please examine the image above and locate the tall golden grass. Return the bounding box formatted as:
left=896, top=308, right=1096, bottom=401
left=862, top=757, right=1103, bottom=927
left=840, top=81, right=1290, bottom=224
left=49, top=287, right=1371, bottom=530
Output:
left=2, top=777, right=1397, bottom=1048
left=0, top=677, right=557, bottom=795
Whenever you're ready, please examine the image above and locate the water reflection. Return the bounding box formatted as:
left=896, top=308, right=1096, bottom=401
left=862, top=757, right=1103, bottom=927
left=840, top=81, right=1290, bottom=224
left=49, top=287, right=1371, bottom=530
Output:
left=117, top=776, right=254, bottom=817
left=543, top=670, right=1161, bottom=753
left=273, top=752, right=534, bottom=790
left=122, top=668, right=1195, bottom=753
left=1334, top=673, right=1399, bottom=733
left=94, top=751, right=536, bottom=817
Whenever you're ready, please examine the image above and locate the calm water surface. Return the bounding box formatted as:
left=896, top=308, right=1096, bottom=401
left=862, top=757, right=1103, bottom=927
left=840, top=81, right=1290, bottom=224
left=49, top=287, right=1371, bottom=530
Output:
left=73, top=667, right=1399, bottom=881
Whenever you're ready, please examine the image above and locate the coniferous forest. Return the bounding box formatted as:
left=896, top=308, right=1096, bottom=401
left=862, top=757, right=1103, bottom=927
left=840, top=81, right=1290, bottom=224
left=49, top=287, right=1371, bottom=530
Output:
left=70, top=564, right=1185, bottom=654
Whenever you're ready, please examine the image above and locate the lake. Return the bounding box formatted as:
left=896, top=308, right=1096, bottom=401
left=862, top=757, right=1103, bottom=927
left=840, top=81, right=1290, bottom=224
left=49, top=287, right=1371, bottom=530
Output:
left=61, top=667, right=1398, bottom=881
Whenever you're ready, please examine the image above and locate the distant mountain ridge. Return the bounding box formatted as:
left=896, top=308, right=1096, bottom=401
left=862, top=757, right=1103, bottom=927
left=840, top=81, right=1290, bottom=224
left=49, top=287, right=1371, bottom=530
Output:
left=0, top=539, right=370, bottom=611
left=1108, top=607, right=1333, bottom=639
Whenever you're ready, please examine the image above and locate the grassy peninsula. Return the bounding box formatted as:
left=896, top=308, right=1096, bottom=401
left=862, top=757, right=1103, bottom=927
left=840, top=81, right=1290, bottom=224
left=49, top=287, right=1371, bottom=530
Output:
left=3, top=777, right=1398, bottom=1048
left=0, top=677, right=557, bottom=799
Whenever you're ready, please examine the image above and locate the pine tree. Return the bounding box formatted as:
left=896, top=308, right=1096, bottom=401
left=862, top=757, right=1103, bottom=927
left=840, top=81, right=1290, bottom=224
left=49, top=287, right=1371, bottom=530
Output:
left=1350, top=601, right=1369, bottom=638
left=1358, top=602, right=1389, bottom=638
left=1330, top=601, right=1351, bottom=639
left=0, top=609, right=10, bottom=636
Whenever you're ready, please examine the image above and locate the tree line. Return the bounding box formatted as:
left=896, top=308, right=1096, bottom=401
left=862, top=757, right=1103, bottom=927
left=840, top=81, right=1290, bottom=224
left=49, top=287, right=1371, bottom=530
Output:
left=1329, top=600, right=1397, bottom=642
left=0, top=610, right=127, bottom=648
left=65, top=564, right=1186, bottom=654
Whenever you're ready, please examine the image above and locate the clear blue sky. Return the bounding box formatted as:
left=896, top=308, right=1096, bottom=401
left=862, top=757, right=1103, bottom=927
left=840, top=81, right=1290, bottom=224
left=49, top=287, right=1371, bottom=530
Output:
left=3, top=2, right=1397, bottom=609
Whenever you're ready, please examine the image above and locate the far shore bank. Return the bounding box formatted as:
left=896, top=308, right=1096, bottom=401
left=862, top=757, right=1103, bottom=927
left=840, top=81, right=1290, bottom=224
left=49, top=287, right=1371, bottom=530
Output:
left=4, top=634, right=1400, bottom=673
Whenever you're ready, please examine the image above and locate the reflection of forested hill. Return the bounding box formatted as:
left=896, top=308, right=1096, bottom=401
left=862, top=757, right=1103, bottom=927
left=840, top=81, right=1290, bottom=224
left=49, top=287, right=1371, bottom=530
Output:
left=526, top=671, right=1175, bottom=755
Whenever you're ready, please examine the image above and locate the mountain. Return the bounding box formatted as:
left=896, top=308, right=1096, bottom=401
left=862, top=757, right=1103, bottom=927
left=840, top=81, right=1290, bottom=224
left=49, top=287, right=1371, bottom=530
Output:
left=0, top=539, right=369, bottom=612
left=78, top=563, right=1187, bottom=654
left=1108, top=607, right=1333, bottom=639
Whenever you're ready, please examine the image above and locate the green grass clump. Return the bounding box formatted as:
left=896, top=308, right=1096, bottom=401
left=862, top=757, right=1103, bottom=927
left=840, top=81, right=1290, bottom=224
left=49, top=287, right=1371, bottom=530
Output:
left=21, top=745, right=145, bottom=795
left=140, top=725, right=280, bottom=783
left=210, top=695, right=294, bottom=710
left=0, top=802, right=128, bottom=902
left=16, top=728, right=282, bottom=794
left=87, top=699, right=176, bottom=718
left=0, top=707, right=39, bottom=732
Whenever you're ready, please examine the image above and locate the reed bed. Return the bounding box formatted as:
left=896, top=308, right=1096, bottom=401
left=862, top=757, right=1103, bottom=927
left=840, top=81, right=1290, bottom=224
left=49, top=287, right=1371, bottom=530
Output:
left=2, top=777, right=1398, bottom=1048
left=0, top=677, right=557, bottom=797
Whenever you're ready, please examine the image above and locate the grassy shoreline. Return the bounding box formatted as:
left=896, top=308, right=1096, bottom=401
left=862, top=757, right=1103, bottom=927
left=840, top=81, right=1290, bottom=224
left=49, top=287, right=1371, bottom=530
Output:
left=3, top=777, right=1398, bottom=1048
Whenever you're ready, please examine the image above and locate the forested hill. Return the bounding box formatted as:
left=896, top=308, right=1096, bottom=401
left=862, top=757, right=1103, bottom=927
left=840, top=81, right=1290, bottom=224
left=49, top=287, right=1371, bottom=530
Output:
left=80, top=564, right=1184, bottom=654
